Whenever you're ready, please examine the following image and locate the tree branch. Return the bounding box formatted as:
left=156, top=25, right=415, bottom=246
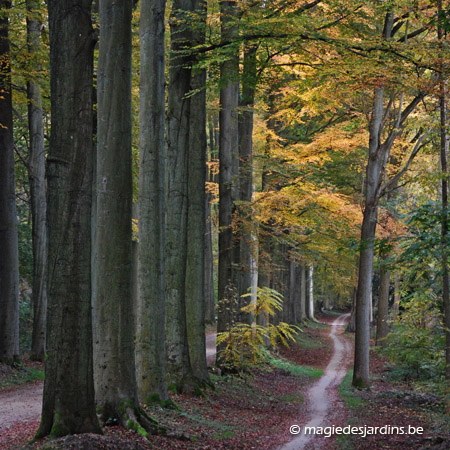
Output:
left=380, top=132, right=429, bottom=196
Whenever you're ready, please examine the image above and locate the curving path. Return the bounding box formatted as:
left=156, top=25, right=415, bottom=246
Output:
left=280, top=313, right=352, bottom=450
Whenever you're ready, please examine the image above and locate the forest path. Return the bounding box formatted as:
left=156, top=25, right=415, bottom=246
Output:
left=0, top=381, right=43, bottom=434
left=0, top=334, right=218, bottom=440
left=280, top=313, right=352, bottom=450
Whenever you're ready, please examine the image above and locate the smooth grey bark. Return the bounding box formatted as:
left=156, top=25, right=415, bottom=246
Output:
left=376, top=264, right=390, bottom=346
left=37, top=0, right=101, bottom=437
left=26, top=0, right=48, bottom=363
left=136, top=0, right=168, bottom=403
left=0, top=0, right=19, bottom=365
left=216, top=0, right=240, bottom=366
left=93, top=0, right=152, bottom=429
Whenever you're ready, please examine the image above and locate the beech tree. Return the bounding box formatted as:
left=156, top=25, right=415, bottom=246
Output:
left=92, top=0, right=155, bottom=431
left=217, top=0, right=240, bottom=366
left=0, top=0, right=19, bottom=365
left=135, top=0, right=168, bottom=403
left=165, top=0, right=209, bottom=391
left=26, top=0, right=47, bottom=363
left=37, top=0, right=101, bottom=437
left=353, top=11, right=426, bottom=388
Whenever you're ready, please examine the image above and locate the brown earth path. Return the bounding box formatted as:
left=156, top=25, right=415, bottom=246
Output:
left=0, top=334, right=219, bottom=446
left=280, top=313, right=352, bottom=450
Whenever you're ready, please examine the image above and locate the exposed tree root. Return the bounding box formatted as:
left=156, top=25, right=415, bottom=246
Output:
left=104, top=405, right=190, bottom=441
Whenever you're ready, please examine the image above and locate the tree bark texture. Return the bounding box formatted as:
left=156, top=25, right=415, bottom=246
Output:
left=37, top=0, right=101, bottom=437
left=165, top=0, right=193, bottom=388
left=136, top=0, right=168, bottom=403
left=26, top=0, right=48, bottom=363
left=0, top=0, right=19, bottom=365
left=93, top=0, right=141, bottom=423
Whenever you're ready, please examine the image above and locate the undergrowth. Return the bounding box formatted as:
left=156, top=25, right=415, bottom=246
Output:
left=0, top=364, right=44, bottom=389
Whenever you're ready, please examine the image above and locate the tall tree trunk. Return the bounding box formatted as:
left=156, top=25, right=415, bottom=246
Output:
left=376, top=262, right=390, bottom=346
left=37, top=0, right=101, bottom=437
left=93, top=0, right=153, bottom=431
left=299, top=264, right=307, bottom=321
left=136, top=0, right=168, bottom=403
left=0, top=0, right=19, bottom=365
left=205, top=110, right=217, bottom=325
left=165, top=0, right=192, bottom=389
left=216, top=0, right=240, bottom=366
left=294, top=264, right=304, bottom=323
left=392, top=274, right=400, bottom=316
left=27, top=0, right=48, bottom=363
left=347, top=286, right=357, bottom=333
left=288, top=258, right=296, bottom=324
left=306, top=264, right=314, bottom=320
left=438, top=0, right=450, bottom=380
left=204, top=192, right=215, bottom=324
left=238, top=46, right=257, bottom=323
left=186, top=58, right=210, bottom=386
left=353, top=13, right=395, bottom=388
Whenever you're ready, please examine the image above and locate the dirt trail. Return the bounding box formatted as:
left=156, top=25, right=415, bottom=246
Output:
left=0, top=335, right=218, bottom=438
left=280, top=314, right=352, bottom=450
left=0, top=382, right=43, bottom=433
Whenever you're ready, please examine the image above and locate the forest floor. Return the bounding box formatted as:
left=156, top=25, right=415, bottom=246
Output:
left=0, top=313, right=449, bottom=449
